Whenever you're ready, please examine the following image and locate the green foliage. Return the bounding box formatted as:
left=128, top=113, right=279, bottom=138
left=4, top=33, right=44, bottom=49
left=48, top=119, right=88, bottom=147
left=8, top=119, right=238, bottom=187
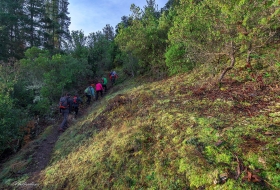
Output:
left=0, top=93, right=24, bottom=154
left=166, top=0, right=280, bottom=80
left=20, top=47, right=92, bottom=114
left=87, top=31, right=116, bottom=75
left=0, top=0, right=70, bottom=60
left=0, top=64, right=28, bottom=155
left=115, top=1, right=169, bottom=76
left=165, top=43, right=194, bottom=75
left=2, top=0, right=280, bottom=189
left=32, top=98, right=50, bottom=115
left=68, top=30, right=88, bottom=59
left=166, top=0, right=216, bottom=75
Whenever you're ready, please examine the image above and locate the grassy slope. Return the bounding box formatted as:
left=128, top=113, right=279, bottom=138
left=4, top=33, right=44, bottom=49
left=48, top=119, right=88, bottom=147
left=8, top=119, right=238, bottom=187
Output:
left=1, top=64, right=279, bottom=189
left=36, top=64, right=280, bottom=190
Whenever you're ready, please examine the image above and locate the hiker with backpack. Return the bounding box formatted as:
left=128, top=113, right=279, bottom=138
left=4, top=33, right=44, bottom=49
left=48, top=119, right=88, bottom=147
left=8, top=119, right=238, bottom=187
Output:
left=101, top=76, right=107, bottom=92
left=84, top=84, right=95, bottom=105
left=95, top=81, right=103, bottom=100
left=109, top=70, right=118, bottom=85
left=59, top=93, right=72, bottom=132
left=71, top=94, right=83, bottom=117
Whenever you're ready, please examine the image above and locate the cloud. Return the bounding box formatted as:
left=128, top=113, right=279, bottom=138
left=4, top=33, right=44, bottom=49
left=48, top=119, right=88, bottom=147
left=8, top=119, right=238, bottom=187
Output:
left=68, top=0, right=168, bottom=35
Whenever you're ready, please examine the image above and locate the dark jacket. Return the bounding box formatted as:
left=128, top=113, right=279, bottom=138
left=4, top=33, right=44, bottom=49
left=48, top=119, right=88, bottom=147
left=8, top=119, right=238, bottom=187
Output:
left=71, top=96, right=83, bottom=107
left=59, top=96, right=72, bottom=112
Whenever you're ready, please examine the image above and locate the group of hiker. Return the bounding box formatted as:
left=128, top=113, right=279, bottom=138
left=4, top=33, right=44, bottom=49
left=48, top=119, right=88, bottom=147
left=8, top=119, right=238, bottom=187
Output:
left=58, top=71, right=118, bottom=132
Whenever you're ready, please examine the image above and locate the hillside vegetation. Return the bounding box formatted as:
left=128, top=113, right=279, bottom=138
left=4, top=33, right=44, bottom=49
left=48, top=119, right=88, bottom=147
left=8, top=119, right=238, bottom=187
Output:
left=1, top=0, right=280, bottom=189
left=39, top=69, right=280, bottom=189
left=3, top=64, right=277, bottom=189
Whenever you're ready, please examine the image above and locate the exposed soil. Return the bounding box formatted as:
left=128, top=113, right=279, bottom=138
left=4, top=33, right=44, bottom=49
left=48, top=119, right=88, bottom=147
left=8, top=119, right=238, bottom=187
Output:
left=22, top=125, right=60, bottom=189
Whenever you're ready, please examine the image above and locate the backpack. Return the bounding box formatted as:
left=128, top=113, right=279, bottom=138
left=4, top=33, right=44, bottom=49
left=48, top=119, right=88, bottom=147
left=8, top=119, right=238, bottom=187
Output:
left=111, top=71, right=116, bottom=77
left=73, top=96, right=78, bottom=104
left=59, top=96, right=69, bottom=109
left=84, top=87, right=89, bottom=94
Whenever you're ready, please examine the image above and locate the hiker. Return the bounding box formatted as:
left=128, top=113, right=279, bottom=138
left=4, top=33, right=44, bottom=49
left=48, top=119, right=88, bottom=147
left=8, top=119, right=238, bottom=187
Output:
left=101, top=76, right=108, bottom=92
left=59, top=93, right=72, bottom=132
left=109, top=70, right=118, bottom=85
left=84, top=84, right=95, bottom=105
left=71, top=94, right=83, bottom=117
left=95, top=81, right=103, bottom=100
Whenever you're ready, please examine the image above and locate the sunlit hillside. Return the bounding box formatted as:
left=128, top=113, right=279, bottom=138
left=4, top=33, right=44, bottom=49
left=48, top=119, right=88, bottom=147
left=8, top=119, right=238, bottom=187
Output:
left=15, top=63, right=280, bottom=189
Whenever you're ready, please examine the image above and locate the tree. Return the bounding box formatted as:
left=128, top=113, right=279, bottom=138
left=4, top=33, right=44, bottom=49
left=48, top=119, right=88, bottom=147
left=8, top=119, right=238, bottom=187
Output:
left=115, top=1, right=168, bottom=77
left=166, top=0, right=280, bottom=82
left=143, top=0, right=161, bottom=18
left=115, top=16, right=133, bottom=34
left=19, top=47, right=91, bottom=114
left=23, top=0, right=45, bottom=47
left=42, top=0, right=70, bottom=51
left=0, top=0, right=26, bottom=60
left=103, top=24, right=115, bottom=41
left=67, top=30, right=88, bottom=59
left=0, top=60, right=28, bottom=156
left=161, top=0, right=179, bottom=12
left=166, top=0, right=217, bottom=75
left=206, top=0, right=280, bottom=83
left=87, top=30, right=115, bottom=75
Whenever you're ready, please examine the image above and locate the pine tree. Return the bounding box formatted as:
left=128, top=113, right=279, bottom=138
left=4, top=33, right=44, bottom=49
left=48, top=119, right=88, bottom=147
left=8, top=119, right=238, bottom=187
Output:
left=42, top=0, right=70, bottom=51
left=24, top=0, right=45, bottom=47
left=0, top=0, right=26, bottom=60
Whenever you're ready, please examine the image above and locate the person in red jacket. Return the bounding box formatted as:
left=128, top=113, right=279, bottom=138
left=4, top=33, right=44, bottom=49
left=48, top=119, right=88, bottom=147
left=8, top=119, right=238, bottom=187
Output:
left=109, top=70, right=118, bottom=85
left=95, top=81, right=103, bottom=100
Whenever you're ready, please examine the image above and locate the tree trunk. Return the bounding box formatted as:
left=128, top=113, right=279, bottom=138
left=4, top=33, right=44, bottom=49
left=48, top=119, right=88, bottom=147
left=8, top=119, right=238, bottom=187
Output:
left=218, top=42, right=235, bottom=84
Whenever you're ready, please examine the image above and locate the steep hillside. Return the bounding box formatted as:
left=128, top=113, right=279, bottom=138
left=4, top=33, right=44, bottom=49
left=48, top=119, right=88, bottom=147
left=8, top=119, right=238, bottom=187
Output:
left=1, top=64, right=280, bottom=189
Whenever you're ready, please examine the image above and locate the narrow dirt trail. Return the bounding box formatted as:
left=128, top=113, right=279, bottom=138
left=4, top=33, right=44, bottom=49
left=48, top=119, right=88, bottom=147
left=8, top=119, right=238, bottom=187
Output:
left=18, top=84, right=116, bottom=190
left=20, top=103, right=90, bottom=190
left=22, top=125, right=61, bottom=190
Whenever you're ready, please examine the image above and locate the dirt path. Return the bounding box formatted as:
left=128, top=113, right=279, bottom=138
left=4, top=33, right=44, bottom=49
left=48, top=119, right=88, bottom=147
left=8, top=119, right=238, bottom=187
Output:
left=22, top=124, right=60, bottom=190
left=18, top=85, right=116, bottom=189
left=20, top=105, right=91, bottom=189
left=0, top=79, right=128, bottom=189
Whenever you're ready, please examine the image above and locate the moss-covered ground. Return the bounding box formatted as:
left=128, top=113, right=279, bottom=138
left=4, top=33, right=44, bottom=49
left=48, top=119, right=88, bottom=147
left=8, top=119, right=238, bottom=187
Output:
left=1, top=65, right=280, bottom=189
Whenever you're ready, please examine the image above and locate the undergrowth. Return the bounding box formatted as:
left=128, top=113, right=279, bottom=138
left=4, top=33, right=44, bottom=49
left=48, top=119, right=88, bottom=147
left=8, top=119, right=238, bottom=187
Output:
left=0, top=124, right=54, bottom=187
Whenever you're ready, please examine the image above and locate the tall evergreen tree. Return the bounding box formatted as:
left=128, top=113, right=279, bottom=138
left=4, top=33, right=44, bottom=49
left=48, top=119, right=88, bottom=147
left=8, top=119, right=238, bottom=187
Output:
left=0, top=0, right=26, bottom=60
left=43, top=0, right=70, bottom=51
left=68, top=30, right=88, bottom=59
left=143, top=0, right=160, bottom=18
left=115, top=0, right=168, bottom=76
left=115, top=16, right=133, bottom=34
left=87, top=29, right=115, bottom=74
left=24, top=0, right=45, bottom=47
left=103, top=24, right=115, bottom=41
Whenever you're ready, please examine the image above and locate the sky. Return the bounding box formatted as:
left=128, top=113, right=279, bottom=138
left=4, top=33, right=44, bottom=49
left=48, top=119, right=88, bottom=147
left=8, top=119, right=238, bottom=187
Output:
left=68, top=0, right=168, bottom=36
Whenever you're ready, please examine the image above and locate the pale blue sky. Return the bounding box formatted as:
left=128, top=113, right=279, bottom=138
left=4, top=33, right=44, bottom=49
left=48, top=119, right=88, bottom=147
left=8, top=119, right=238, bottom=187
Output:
left=68, top=0, right=168, bottom=36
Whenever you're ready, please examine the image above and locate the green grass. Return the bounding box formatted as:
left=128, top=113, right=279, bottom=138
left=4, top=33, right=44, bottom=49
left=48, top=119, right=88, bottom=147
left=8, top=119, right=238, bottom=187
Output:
left=44, top=69, right=280, bottom=189
left=1, top=64, right=280, bottom=189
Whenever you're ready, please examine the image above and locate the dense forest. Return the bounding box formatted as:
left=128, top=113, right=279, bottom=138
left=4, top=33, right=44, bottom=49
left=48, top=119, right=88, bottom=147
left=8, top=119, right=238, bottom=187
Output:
left=0, top=0, right=280, bottom=187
